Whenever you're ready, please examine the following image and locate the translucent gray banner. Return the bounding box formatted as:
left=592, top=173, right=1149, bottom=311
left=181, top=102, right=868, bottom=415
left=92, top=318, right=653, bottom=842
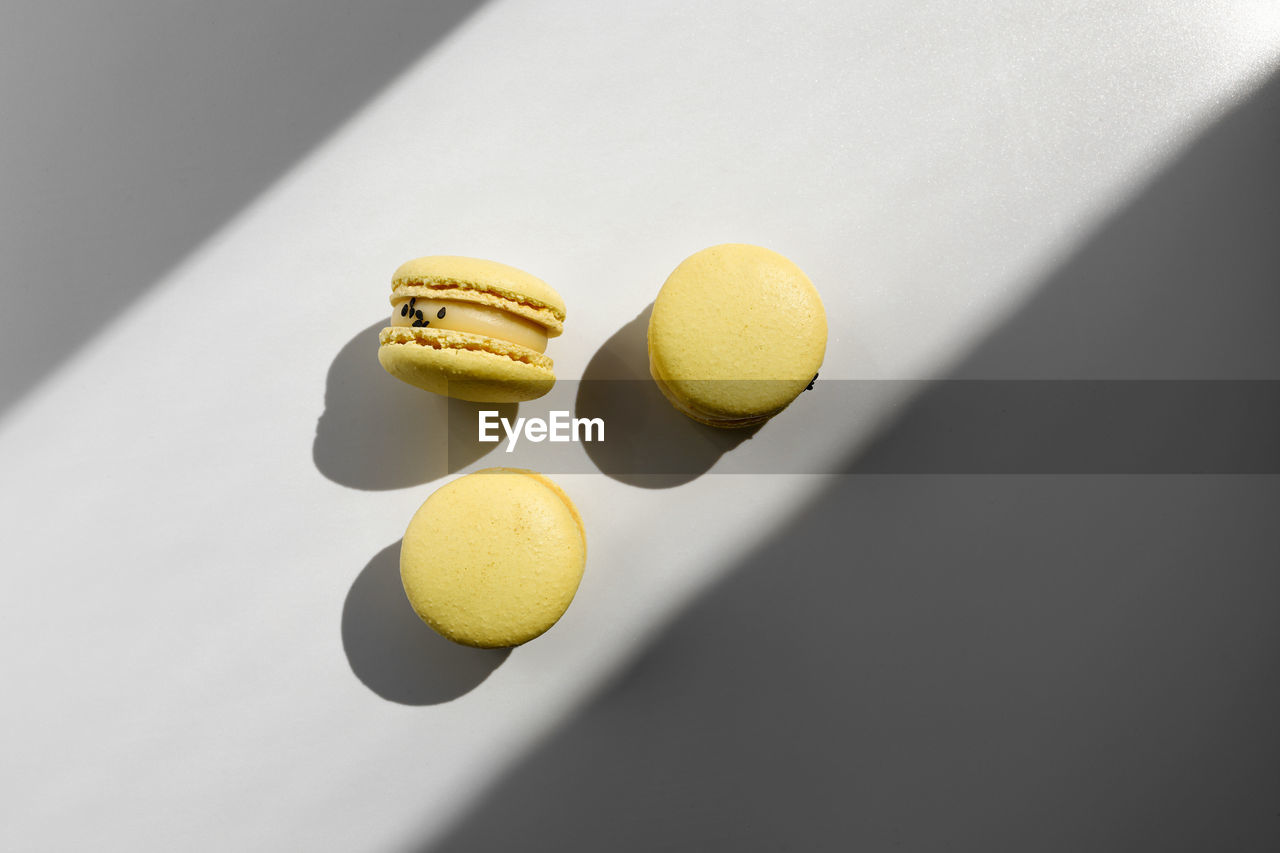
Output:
left=444, top=380, right=1280, bottom=476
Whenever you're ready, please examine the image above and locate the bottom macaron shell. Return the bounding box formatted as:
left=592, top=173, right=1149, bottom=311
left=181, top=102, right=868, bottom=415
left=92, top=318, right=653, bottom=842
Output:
left=378, top=331, right=555, bottom=403
left=400, top=468, right=587, bottom=648
left=647, top=365, right=780, bottom=429
left=646, top=244, right=826, bottom=428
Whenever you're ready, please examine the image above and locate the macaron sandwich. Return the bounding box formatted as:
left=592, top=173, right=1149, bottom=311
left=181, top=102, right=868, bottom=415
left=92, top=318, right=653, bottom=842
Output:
left=378, top=255, right=566, bottom=402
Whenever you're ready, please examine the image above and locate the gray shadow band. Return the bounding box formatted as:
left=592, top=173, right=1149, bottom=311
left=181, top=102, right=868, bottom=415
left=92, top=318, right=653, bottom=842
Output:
left=426, top=473, right=1280, bottom=852
left=0, top=0, right=487, bottom=417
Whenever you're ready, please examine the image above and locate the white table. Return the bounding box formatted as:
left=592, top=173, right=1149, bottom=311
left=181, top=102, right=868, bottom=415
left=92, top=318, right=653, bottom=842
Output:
left=3, top=2, right=1278, bottom=850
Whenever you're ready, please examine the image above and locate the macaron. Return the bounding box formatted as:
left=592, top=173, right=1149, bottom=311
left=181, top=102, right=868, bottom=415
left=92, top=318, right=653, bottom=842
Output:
left=400, top=468, right=587, bottom=648
left=378, top=256, right=566, bottom=402
left=647, top=244, right=827, bottom=428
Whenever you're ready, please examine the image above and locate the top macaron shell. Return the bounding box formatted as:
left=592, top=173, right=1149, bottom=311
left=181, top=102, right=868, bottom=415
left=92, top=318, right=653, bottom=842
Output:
left=378, top=256, right=565, bottom=402
left=400, top=468, right=587, bottom=648
left=647, top=244, right=827, bottom=426
left=391, top=256, right=566, bottom=336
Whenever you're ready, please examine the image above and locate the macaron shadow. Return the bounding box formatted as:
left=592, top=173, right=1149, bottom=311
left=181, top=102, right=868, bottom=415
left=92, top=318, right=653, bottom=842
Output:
left=313, top=320, right=517, bottom=490
left=342, top=541, right=510, bottom=705
left=574, top=305, right=758, bottom=488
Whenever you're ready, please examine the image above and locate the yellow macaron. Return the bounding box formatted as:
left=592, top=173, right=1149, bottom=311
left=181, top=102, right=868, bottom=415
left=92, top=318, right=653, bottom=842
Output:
left=647, top=244, right=827, bottom=428
left=378, top=256, right=566, bottom=402
left=400, top=468, right=587, bottom=648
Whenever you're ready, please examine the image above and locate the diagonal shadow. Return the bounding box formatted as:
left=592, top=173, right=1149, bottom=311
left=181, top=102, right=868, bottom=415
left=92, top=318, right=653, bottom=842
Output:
left=574, top=305, right=759, bottom=488
left=0, top=0, right=488, bottom=418
left=313, top=320, right=515, bottom=490
left=343, top=541, right=510, bottom=705
left=422, top=72, right=1280, bottom=851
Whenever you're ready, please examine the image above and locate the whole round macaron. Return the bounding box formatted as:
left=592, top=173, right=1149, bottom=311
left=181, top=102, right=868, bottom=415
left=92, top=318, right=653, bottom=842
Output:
left=378, top=256, right=566, bottom=402
left=647, top=244, right=827, bottom=428
left=400, top=468, right=586, bottom=648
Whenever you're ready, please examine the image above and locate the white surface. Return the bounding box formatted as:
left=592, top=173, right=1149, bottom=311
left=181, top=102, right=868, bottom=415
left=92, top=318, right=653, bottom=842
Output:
left=2, top=2, right=1278, bottom=850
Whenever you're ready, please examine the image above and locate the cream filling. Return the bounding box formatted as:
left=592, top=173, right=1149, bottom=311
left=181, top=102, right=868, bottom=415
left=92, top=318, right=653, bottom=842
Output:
left=391, top=297, right=548, bottom=353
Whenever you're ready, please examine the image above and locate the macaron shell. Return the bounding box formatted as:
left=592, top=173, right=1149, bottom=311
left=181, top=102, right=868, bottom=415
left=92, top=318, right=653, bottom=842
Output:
left=648, top=244, right=826, bottom=426
left=392, top=255, right=566, bottom=335
left=400, top=468, right=587, bottom=648
left=378, top=326, right=555, bottom=402
left=649, top=369, right=776, bottom=428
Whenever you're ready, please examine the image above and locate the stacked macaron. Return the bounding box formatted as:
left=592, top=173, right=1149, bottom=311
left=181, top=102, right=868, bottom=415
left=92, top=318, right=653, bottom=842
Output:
left=378, top=256, right=565, bottom=402
left=648, top=244, right=827, bottom=428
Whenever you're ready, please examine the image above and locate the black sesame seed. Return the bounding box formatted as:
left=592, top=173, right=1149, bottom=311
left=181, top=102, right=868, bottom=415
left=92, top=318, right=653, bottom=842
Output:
left=805, top=372, right=818, bottom=391
left=437, top=306, right=446, bottom=319
left=415, top=310, right=424, bottom=321
left=400, top=304, right=409, bottom=317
